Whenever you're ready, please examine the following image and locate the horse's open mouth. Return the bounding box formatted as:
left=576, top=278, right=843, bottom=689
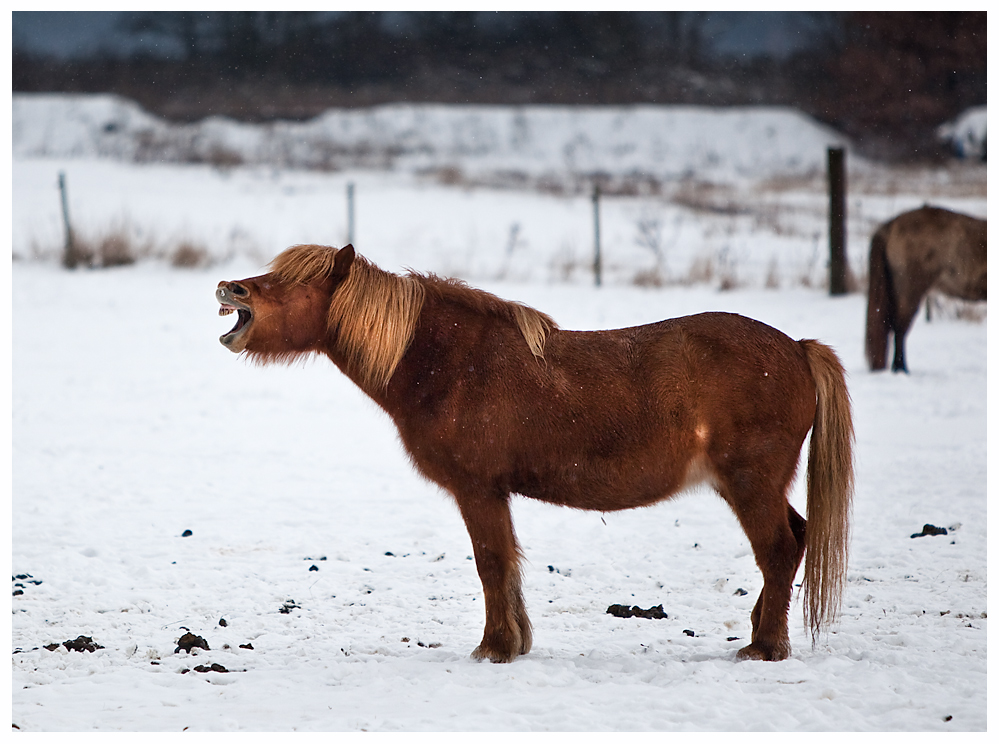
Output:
left=216, top=286, right=253, bottom=352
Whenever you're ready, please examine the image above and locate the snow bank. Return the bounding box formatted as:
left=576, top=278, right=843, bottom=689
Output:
left=13, top=93, right=851, bottom=181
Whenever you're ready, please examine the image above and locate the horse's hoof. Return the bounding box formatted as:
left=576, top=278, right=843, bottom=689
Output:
left=736, top=641, right=789, bottom=662
left=470, top=644, right=517, bottom=663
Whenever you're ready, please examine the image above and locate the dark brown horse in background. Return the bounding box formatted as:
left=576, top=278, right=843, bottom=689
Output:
left=217, top=244, right=854, bottom=662
left=866, top=205, right=986, bottom=373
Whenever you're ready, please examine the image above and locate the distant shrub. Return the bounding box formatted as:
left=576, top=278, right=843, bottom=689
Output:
left=62, top=237, right=96, bottom=270
left=203, top=145, right=243, bottom=171
left=60, top=224, right=148, bottom=269
left=171, top=241, right=211, bottom=268
left=53, top=224, right=217, bottom=270
left=765, top=257, right=781, bottom=289
left=98, top=232, right=137, bottom=267
left=685, top=255, right=714, bottom=285
left=632, top=267, right=664, bottom=288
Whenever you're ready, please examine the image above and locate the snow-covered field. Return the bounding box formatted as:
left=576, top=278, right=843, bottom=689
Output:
left=11, top=96, right=988, bottom=731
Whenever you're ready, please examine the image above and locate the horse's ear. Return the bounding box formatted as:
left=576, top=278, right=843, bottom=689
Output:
left=333, top=244, right=355, bottom=280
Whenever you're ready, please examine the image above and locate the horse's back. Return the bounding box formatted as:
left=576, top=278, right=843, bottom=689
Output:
left=884, top=206, right=987, bottom=301
left=548, top=312, right=812, bottom=409
left=522, top=312, right=817, bottom=509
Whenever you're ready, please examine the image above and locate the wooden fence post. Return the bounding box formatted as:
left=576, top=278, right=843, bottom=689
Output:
left=827, top=147, right=848, bottom=295
left=592, top=183, right=602, bottom=287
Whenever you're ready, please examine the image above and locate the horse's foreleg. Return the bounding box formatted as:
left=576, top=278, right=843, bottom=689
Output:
left=454, top=488, right=532, bottom=663
left=890, top=281, right=930, bottom=374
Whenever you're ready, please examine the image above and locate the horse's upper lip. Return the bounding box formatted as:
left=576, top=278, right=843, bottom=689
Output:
left=217, top=287, right=253, bottom=350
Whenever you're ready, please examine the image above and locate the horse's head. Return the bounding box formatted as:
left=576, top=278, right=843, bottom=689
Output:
left=216, top=244, right=355, bottom=358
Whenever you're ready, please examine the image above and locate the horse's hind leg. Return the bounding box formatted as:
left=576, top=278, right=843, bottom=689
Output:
left=453, top=488, right=532, bottom=663
left=719, top=476, right=803, bottom=661
left=748, top=504, right=806, bottom=643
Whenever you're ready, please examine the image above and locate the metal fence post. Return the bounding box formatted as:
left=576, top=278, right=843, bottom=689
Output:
left=346, top=182, right=355, bottom=246
left=58, top=171, right=77, bottom=268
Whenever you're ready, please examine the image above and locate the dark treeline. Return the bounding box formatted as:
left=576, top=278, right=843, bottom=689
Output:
left=13, top=11, right=986, bottom=161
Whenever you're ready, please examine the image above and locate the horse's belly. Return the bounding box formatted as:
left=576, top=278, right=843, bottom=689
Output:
left=516, top=454, right=709, bottom=512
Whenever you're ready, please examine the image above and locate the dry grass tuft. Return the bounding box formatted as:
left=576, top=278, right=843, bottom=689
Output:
left=171, top=241, right=211, bottom=268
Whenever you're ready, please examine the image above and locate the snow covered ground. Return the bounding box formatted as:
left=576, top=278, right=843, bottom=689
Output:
left=11, top=96, right=988, bottom=731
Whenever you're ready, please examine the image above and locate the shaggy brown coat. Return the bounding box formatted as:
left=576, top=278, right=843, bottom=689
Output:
left=217, top=244, right=854, bottom=662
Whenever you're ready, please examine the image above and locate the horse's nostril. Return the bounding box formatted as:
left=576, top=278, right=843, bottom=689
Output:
left=230, top=283, right=249, bottom=297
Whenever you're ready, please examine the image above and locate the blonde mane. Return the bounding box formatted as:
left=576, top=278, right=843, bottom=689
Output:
left=268, top=245, right=556, bottom=390
left=423, top=275, right=556, bottom=360
left=328, top=255, right=427, bottom=390
left=269, top=244, right=341, bottom=285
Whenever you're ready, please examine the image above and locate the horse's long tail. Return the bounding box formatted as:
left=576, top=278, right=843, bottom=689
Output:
left=865, top=225, right=892, bottom=370
left=799, top=340, right=854, bottom=644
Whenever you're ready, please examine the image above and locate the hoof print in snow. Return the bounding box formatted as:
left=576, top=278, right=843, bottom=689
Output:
left=175, top=632, right=210, bottom=654
left=733, top=587, right=749, bottom=596
left=911, top=523, right=948, bottom=538
left=181, top=530, right=193, bottom=537
left=46, top=635, right=104, bottom=653
left=308, top=564, right=319, bottom=572
left=606, top=604, right=667, bottom=619
left=279, top=600, right=301, bottom=614
left=218, top=618, right=228, bottom=627
left=239, top=643, right=254, bottom=650
left=683, top=629, right=696, bottom=637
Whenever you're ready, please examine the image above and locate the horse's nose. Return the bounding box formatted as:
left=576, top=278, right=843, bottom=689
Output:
left=217, top=281, right=249, bottom=300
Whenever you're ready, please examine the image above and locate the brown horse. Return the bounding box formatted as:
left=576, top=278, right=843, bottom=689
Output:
left=217, top=244, right=854, bottom=662
left=866, top=205, right=986, bottom=373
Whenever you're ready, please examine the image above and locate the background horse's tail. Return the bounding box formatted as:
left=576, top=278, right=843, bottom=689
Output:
left=865, top=225, right=892, bottom=370
left=799, top=340, right=855, bottom=643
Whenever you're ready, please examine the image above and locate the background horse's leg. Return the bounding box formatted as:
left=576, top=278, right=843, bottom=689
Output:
left=891, top=331, right=909, bottom=373
left=889, top=270, right=935, bottom=374
left=890, top=304, right=922, bottom=373
left=454, top=489, right=532, bottom=663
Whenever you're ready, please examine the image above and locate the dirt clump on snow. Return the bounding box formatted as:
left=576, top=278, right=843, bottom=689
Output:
left=606, top=604, right=668, bottom=619
left=44, top=635, right=104, bottom=653
left=175, top=632, right=210, bottom=654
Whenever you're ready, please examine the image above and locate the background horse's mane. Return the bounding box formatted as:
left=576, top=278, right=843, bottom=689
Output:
left=269, top=245, right=556, bottom=390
